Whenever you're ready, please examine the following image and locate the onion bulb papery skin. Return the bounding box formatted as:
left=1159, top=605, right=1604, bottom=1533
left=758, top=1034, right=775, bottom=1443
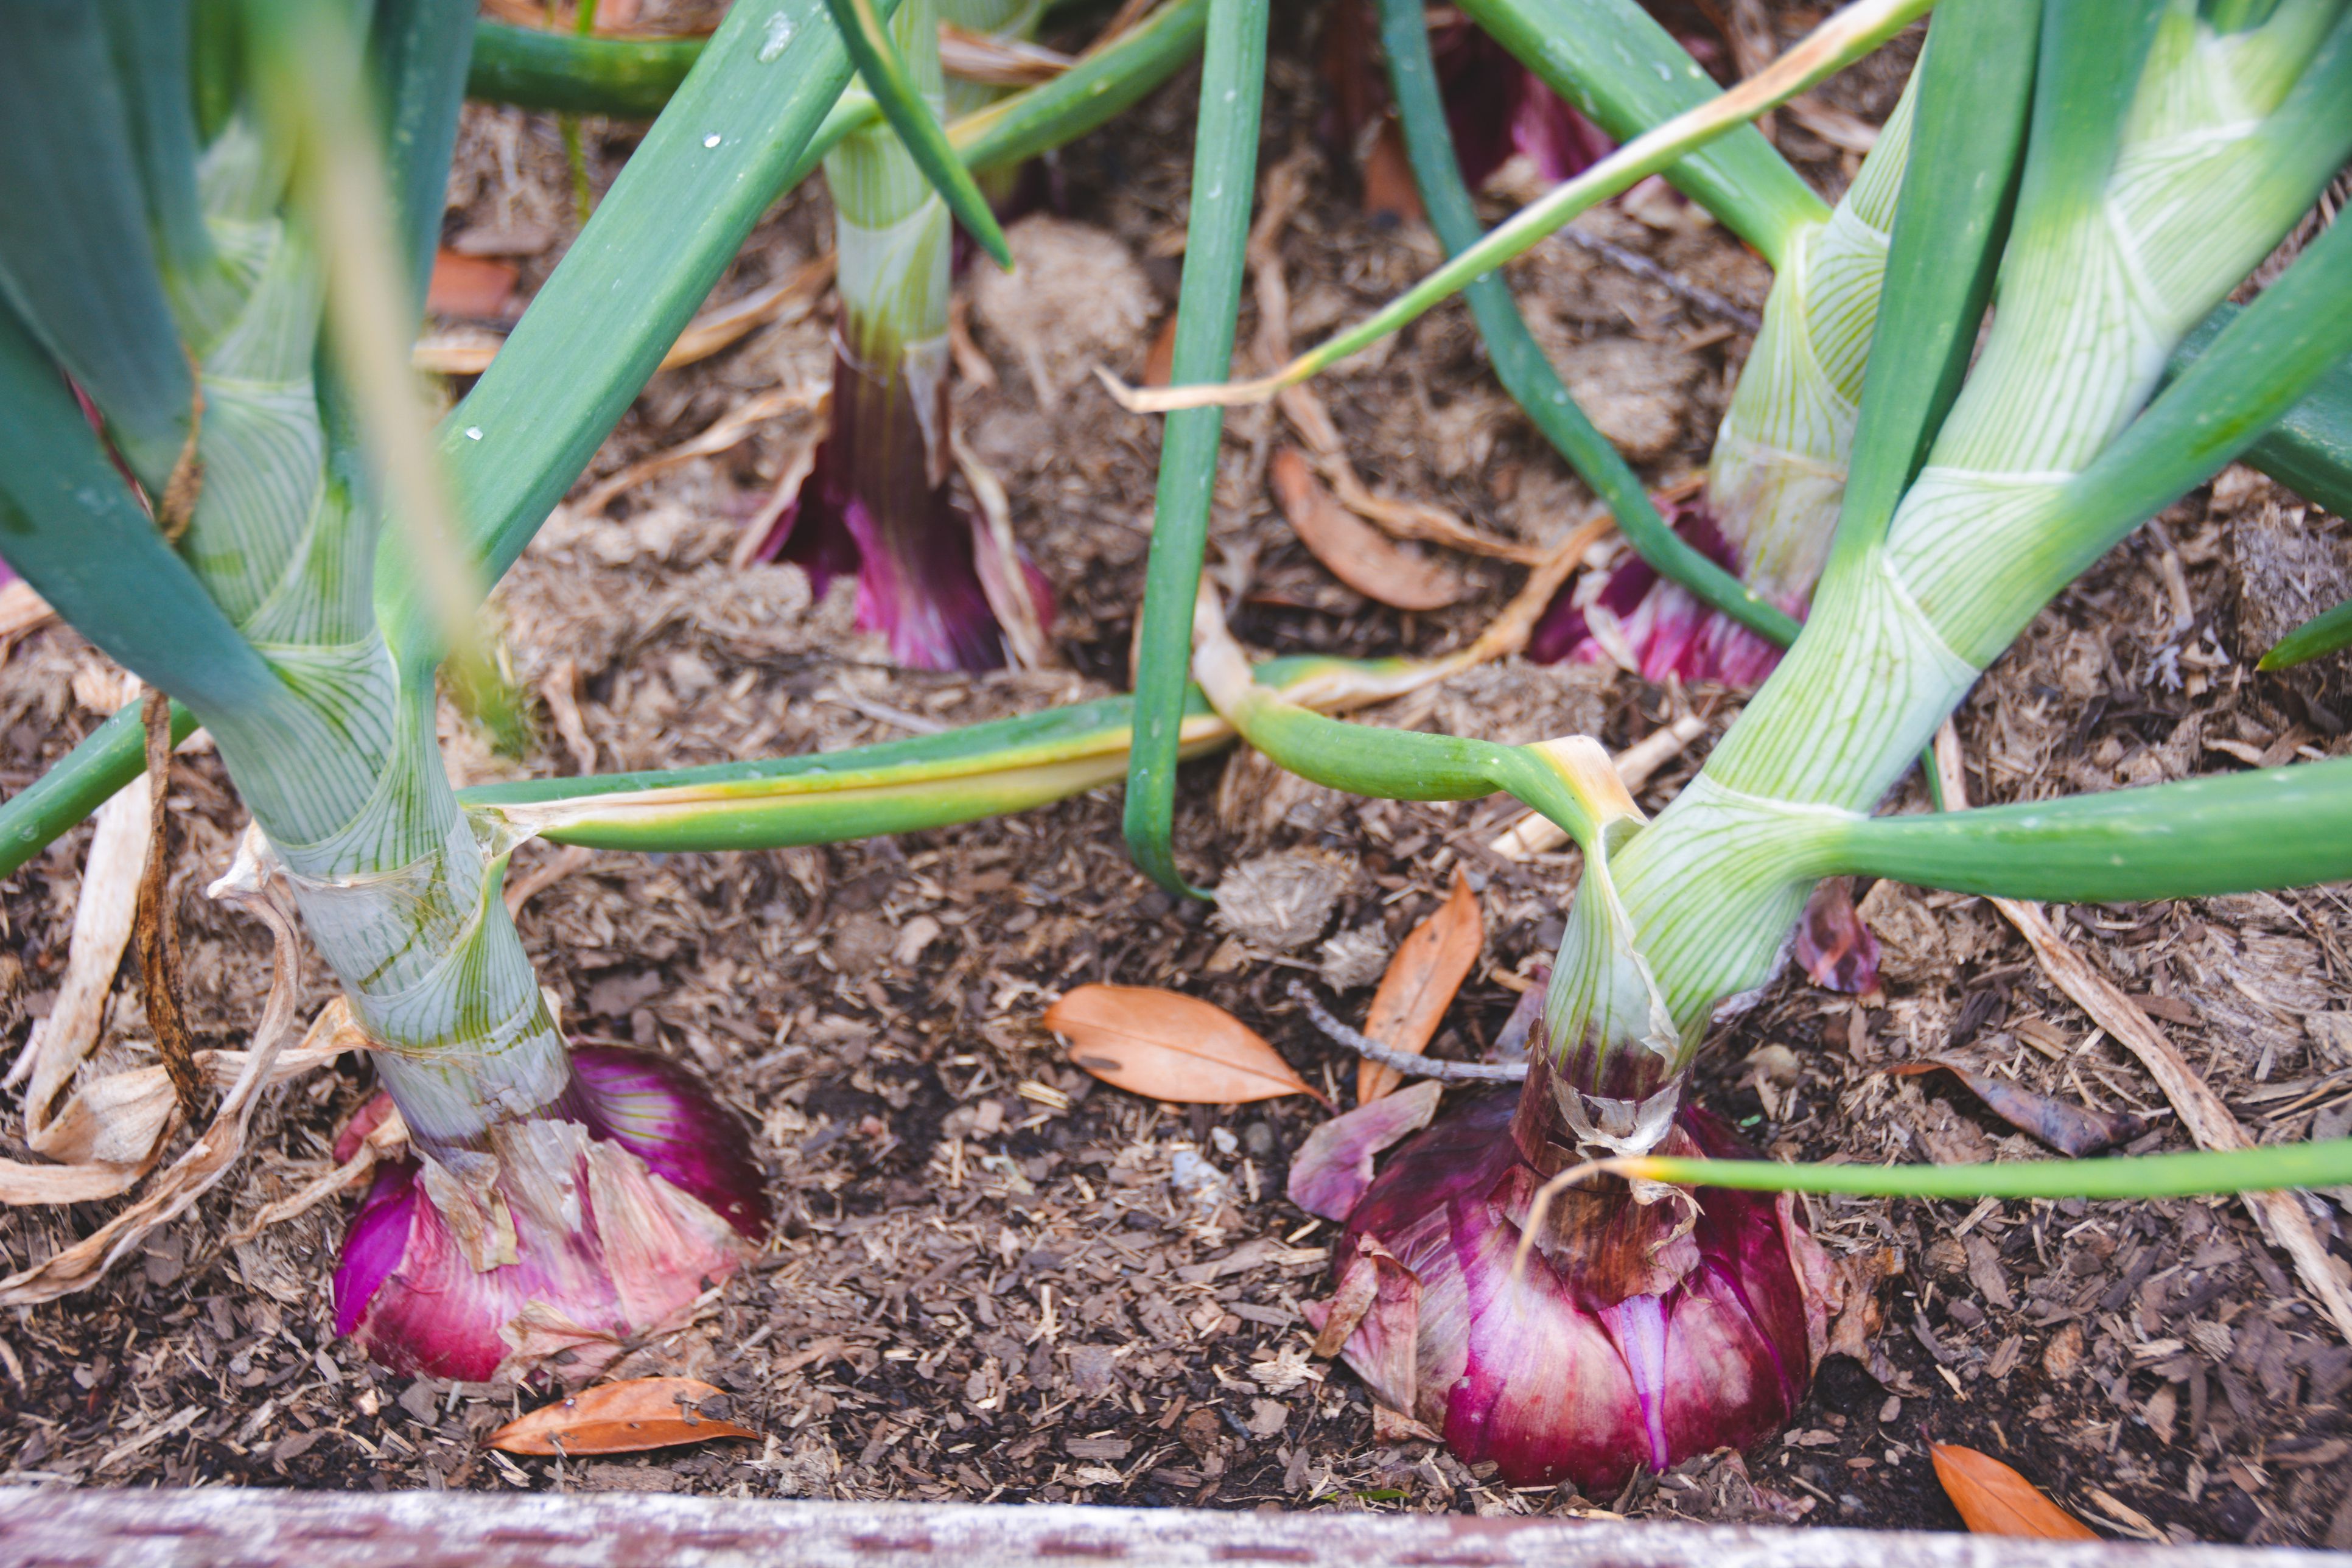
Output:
left=1327, top=1080, right=1830, bottom=1493
left=333, top=1046, right=768, bottom=1383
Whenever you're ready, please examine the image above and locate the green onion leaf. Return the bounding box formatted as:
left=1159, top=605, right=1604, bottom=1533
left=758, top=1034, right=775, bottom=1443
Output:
left=0, top=702, right=195, bottom=880
left=1826, top=0, right=2036, bottom=569
left=1824, top=754, right=2352, bottom=903
left=2171, top=303, right=2352, bottom=527
left=0, top=4, right=196, bottom=496
left=1622, top=1138, right=2352, bottom=1200
left=0, top=306, right=285, bottom=727
left=467, top=21, right=702, bottom=118
left=1121, top=0, right=1270, bottom=897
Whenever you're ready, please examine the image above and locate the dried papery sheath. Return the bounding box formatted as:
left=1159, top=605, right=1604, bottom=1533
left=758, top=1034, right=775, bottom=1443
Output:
left=334, top=1046, right=765, bottom=1382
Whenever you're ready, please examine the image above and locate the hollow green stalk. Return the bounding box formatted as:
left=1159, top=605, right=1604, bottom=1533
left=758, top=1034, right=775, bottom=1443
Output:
left=468, top=21, right=702, bottom=117
left=460, top=651, right=1427, bottom=851
left=1613, top=1138, right=2352, bottom=1200
left=1121, top=0, right=1269, bottom=897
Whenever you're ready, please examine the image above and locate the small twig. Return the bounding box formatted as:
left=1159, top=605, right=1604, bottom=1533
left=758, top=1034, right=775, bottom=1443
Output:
left=817, top=689, right=947, bottom=735
left=1287, top=980, right=1526, bottom=1082
left=135, top=690, right=206, bottom=1126
left=1557, top=228, right=1763, bottom=335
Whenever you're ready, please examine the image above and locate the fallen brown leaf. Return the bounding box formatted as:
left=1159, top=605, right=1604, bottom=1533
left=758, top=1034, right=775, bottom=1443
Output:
left=11, top=775, right=149, bottom=1133
left=489, top=1376, right=758, bottom=1456
left=1359, top=120, right=1424, bottom=226
left=425, top=248, right=517, bottom=319
left=1930, top=1443, right=2097, bottom=1539
left=1046, top=984, right=1328, bottom=1107
left=1142, top=314, right=1179, bottom=388
left=1357, top=869, right=1481, bottom=1104
left=1270, top=447, right=1465, bottom=612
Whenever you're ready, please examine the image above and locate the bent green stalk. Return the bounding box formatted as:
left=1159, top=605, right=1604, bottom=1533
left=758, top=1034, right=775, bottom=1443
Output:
left=461, top=655, right=1435, bottom=852
left=1821, top=756, right=2352, bottom=901
left=469, top=21, right=701, bottom=117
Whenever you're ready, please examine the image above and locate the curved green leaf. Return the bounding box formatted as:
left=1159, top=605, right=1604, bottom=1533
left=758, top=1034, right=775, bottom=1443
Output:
left=0, top=702, right=196, bottom=879
left=2263, top=592, right=2352, bottom=671
left=1628, top=1138, right=2352, bottom=1200
left=1827, top=0, right=2036, bottom=568
left=0, top=2, right=194, bottom=495
left=1823, top=755, right=2352, bottom=903
left=0, top=304, right=283, bottom=727
left=467, top=21, right=701, bottom=117
left=2170, top=304, right=2352, bottom=525
left=951, top=0, right=1206, bottom=173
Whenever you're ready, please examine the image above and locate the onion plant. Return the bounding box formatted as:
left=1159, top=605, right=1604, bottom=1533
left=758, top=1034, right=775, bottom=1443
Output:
left=0, top=0, right=1182, bottom=1380
left=1115, top=0, right=2352, bottom=1493
left=1467, top=0, right=1916, bottom=685
left=742, top=0, right=1040, bottom=673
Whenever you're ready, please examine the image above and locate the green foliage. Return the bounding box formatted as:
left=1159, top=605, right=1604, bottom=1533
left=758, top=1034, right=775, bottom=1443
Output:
left=1121, top=0, right=1270, bottom=897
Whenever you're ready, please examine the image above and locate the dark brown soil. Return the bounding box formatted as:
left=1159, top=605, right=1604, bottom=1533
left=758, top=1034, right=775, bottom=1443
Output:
left=3, top=0, right=2350, bottom=1549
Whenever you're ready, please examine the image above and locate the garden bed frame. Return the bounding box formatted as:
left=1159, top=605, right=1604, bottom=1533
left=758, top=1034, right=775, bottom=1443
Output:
left=0, top=1488, right=2319, bottom=1567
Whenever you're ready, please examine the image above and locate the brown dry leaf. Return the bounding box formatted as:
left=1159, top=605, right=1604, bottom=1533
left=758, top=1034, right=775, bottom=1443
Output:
left=13, top=774, right=150, bottom=1132
left=938, top=23, right=1071, bottom=85
left=1270, top=447, right=1465, bottom=612
left=488, top=1377, right=758, bottom=1456
left=425, top=248, right=517, bottom=318
left=1359, top=121, right=1423, bottom=226
left=1143, top=314, right=1178, bottom=388
left=1357, top=869, right=1482, bottom=1104
left=1046, top=984, right=1328, bottom=1107
left=0, top=830, right=310, bottom=1304
left=1930, top=1444, right=2098, bottom=1539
